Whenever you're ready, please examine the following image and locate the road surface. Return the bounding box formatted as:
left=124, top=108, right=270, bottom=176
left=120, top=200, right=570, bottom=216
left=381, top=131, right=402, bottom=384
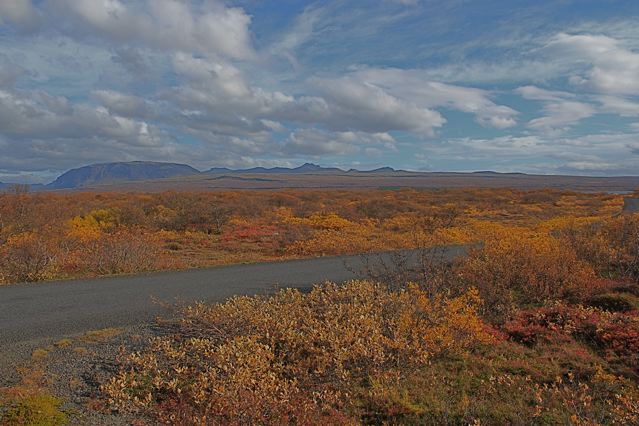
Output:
left=0, top=248, right=465, bottom=379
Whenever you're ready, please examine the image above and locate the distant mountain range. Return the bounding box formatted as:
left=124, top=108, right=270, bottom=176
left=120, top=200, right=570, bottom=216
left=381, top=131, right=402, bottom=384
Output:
left=207, top=163, right=351, bottom=174
left=2, top=161, right=639, bottom=192
left=1, top=161, right=559, bottom=191
left=36, top=161, right=398, bottom=189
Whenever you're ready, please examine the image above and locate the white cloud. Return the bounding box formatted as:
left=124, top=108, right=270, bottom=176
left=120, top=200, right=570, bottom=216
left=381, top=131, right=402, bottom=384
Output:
left=348, top=68, right=518, bottom=128
left=546, top=33, right=639, bottom=95
left=313, top=76, right=446, bottom=135
left=516, top=85, right=596, bottom=134
left=596, top=95, right=639, bottom=117
left=563, top=161, right=619, bottom=172
left=51, top=0, right=255, bottom=60
left=0, top=0, right=39, bottom=30
left=515, top=85, right=574, bottom=102
left=527, top=101, right=596, bottom=133
left=436, top=132, right=639, bottom=175
left=92, top=90, right=153, bottom=118
left=284, top=129, right=395, bottom=156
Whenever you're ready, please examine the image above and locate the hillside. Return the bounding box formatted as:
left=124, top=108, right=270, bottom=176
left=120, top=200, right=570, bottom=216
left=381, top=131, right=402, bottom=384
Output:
left=47, top=161, right=201, bottom=189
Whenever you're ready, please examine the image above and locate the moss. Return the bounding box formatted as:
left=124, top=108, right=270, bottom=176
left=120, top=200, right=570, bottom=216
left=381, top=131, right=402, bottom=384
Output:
left=31, top=349, right=49, bottom=362
left=588, top=292, right=639, bottom=312
left=72, top=347, right=88, bottom=355
left=1, top=394, right=67, bottom=426
left=81, top=328, right=121, bottom=344
left=54, top=339, right=72, bottom=348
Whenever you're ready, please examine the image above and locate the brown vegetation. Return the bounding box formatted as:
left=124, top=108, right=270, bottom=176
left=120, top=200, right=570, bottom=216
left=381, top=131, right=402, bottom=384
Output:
left=5, top=187, right=639, bottom=424
left=0, top=188, right=624, bottom=284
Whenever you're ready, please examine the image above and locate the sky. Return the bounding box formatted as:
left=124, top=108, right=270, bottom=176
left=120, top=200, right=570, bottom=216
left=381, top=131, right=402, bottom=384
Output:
left=0, top=0, right=638, bottom=183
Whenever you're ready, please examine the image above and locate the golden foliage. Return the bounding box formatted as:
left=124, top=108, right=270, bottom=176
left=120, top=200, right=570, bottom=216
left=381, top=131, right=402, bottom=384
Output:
left=103, top=281, right=490, bottom=423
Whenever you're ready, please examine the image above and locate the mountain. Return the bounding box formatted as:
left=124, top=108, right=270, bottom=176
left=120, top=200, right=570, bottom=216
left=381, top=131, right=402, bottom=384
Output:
left=48, top=161, right=201, bottom=189
left=349, top=166, right=396, bottom=173
left=206, top=163, right=344, bottom=174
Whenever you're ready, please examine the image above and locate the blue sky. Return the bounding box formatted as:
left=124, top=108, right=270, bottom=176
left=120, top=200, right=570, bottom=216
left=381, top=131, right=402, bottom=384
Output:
left=0, top=0, right=638, bottom=182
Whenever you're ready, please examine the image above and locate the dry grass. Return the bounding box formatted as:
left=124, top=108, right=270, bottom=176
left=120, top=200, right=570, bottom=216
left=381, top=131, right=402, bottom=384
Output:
left=54, top=339, right=72, bottom=348
left=81, top=328, right=121, bottom=344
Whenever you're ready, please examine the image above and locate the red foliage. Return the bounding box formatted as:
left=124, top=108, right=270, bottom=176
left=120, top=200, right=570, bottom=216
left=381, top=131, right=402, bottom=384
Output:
left=503, top=304, right=639, bottom=372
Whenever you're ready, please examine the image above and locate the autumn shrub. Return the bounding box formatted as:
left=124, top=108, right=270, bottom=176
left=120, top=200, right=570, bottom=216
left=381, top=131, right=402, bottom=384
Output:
left=559, top=214, right=639, bottom=280
left=79, top=231, right=161, bottom=275
left=587, top=292, right=639, bottom=312
left=359, top=354, right=639, bottom=425
left=455, top=233, right=596, bottom=322
left=0, top=232, right=57, bottom=283
left=503, top=304, right=639, bottom=375
left=103, top=281, right=492, bottom=424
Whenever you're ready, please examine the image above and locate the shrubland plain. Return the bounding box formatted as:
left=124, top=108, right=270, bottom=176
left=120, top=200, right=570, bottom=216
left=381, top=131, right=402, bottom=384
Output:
left=2, top=187, right=639, bottom=424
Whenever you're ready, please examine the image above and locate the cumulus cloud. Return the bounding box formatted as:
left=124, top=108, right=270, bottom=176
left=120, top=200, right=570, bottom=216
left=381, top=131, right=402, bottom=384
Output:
left=313, top=76, right=446, bottom=135
left=0, top=0, right=39, bottom=30
left=0, top=87, right=203, bottom=173
left=546, top=33, right=639, bottom=95
left=49, top=0, right=255, bottom=59
left=284, top=129, right=395, bottom=156
left=92, top=90, right=153, bottom=118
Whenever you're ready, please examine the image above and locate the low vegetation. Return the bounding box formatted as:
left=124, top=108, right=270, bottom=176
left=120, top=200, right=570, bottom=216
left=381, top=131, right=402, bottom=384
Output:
left=102, top=207, right=639, bottom=424
left=4, top=187, right=639, bottom=423
left=0, top=187, right=624, bottom=284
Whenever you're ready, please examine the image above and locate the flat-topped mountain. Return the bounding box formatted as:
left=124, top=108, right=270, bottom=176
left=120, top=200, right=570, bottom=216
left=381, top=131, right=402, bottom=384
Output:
left=48, top=161, right=200, bottom=189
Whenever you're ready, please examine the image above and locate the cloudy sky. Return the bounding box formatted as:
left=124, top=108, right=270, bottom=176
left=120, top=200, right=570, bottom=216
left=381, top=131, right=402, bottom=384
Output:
left=0, top=0, right=638, bottom=183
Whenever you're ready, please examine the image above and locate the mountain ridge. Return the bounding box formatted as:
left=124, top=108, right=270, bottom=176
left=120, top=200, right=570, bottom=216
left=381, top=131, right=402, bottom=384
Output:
left=47, top=161, right=201, bottom=189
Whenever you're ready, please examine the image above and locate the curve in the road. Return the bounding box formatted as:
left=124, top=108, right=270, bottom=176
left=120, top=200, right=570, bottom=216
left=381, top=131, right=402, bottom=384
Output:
left=0, top=247, right=466, bottom=346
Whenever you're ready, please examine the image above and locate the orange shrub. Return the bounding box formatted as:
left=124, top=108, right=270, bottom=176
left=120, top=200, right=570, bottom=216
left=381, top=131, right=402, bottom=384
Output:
left=456, top=232, right=596, bottom=321
left=0, top=232, right=57, bottom=283
left=103, top=281, right=491, bottom=423
left=77, top=231, right=161, bottom=275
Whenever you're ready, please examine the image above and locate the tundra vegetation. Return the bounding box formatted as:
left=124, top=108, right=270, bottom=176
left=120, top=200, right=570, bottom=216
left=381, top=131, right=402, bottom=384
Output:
left=2, top=187, right=639, bottom=424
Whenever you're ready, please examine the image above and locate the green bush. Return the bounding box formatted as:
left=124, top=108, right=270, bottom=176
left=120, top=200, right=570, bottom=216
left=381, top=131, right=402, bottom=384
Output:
left=588, top=292, right=639, bottom=313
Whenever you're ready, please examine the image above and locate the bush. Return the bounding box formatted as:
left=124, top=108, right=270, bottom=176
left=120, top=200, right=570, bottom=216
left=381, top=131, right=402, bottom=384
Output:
left=503, top=304, right=639, bottom=374
left=559, top=215, right=639, bottom=280
left=455, top=233, right=595, bottom=322
left=0, top=232, right=56, bottom=283
left=588, top=293, right=639, bottom=313
left=103, top=281, right=492, bottom=424
left=80, top=231, right=160, bottom=275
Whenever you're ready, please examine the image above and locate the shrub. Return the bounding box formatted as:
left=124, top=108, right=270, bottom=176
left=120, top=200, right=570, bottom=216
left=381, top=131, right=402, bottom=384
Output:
left=0, top=232, right=56, bottom=283
left=455, top=233, right=595, bottom=322
left=80, top=231, right=161, bottom=275
left=588, top=292, right=639, bottom=313
left=503, top=304, right=639, bottom=374
left=103, top=281, right=492, bottom=424
left=358, top=347, right=639, bottom=425
left=559, top=215, right=639, bottom=280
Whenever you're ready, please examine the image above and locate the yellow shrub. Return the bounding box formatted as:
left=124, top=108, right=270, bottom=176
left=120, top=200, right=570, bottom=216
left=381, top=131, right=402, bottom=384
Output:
left=0, top=232, right=56, bottom=283
left=104, top=281, right=491, bottom=423
left=456, top=232, right=596, bottom=321
left=67, top=208, right=119, bottom=241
